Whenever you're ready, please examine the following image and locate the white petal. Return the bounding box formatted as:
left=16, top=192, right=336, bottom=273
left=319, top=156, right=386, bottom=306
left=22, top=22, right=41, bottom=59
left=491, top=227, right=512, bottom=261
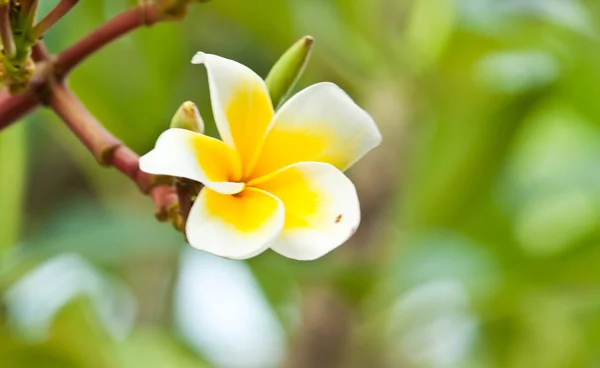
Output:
left=250, top=162, right=361, bottom=260
left=249, top=82, right=382, bottom=179
left=192, top=52, right=274, bottom=177
left=139, top=128, right=244, bottom=195
left=186, top=188, right=285, bottom=260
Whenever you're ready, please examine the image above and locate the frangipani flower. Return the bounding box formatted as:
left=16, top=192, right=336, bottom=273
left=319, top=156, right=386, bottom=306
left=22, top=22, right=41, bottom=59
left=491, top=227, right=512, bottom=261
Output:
left=140, top=53, right=381, bottom=260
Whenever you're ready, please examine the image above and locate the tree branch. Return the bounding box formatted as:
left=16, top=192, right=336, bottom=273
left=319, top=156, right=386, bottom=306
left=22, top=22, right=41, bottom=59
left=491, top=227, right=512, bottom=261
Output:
left=46, top=82, right=179, bottom=219
left=31, top=41, right=51, bottom=62
left=0, top=0, right=196, bottom=128
left=32, top=0, right=79, bottom=39
left=54, top=1, right=169, bottom=79
left=0, top=88, right=36, bottom=126
left=47, top=82, right=121, bottom=164
left=0, top=57, right=51, bottom=127
left=0, top=0, right=208, bottom=226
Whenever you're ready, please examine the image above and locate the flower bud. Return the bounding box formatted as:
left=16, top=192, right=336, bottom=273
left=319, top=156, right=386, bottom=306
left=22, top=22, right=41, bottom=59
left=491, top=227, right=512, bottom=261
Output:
left=265, top=35, right=314, bottom=108
left=170, top=101, right=204, bottom=133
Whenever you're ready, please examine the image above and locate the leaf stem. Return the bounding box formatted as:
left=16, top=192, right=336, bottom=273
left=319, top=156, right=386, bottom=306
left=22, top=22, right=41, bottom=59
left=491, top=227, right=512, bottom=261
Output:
left=0, top=2, right=15, bottom=59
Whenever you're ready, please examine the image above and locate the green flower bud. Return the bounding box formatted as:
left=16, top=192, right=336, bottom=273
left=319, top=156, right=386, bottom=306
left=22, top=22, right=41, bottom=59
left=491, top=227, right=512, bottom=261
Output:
left=170, top=101, right=204, bottom=133
left=266, top=35, right=314, bottom=108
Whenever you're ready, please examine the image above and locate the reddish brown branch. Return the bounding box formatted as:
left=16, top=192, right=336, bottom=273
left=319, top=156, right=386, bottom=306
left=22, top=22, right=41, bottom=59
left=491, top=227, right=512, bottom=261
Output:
left=31, top=41, right=51, bottom=62
left=0, top=88, right=37, bottom=126
left=47, top=82, right=121, bottom=164
left=0, top=0, right=193, bottom=128
left=0, top=0, right=206, bottom=227
left=0, top=49, right=50, bottom=127
left=47, top=82, right=178, bottom=217
left=54, top=2, right=165, bottom=79
left=113, top=144, right=179, bottom=221
left=32, top=0, right=79, bottom=39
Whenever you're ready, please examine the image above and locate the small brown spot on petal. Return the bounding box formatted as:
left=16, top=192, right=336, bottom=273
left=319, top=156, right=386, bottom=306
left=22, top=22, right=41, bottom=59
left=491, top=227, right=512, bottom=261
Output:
left=335, top=214, right=343, bottom=224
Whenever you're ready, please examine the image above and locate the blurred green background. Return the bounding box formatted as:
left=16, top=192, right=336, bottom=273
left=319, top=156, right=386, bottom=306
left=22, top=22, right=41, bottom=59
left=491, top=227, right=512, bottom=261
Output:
left=3, top=0, right=600, bottom=367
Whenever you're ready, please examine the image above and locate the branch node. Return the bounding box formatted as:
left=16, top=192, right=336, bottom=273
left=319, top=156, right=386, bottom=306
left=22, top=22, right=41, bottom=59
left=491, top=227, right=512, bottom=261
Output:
left=98, top=141, right=123, bottom=166
left=0, top=0, right=218, bottom=230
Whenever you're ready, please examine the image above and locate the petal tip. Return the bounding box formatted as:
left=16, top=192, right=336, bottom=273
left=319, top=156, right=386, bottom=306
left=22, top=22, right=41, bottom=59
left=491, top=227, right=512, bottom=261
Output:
left=138, top=151, right=154, bottom=174
left=191, top=52, right=207, bottom=64
left=371, top=117, right=383, bottom=146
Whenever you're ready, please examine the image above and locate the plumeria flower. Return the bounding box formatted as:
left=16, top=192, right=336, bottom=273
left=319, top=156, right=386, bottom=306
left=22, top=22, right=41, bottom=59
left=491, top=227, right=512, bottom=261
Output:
left=140, top=53, right=381, bottom=260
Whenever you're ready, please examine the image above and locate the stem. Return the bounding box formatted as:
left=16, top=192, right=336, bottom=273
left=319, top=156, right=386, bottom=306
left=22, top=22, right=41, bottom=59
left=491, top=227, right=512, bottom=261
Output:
left=0, top=0, right=196, bottom=129
left=112, top=144, right=179, bottom=221
left=175, top=179, right=201, bottom=232
left=31, top=41, right=51, bottom=62
left=47, top=82, right=121, bottom=164
left=55, top=2, right=164, bottom=79
left=47, top=82, right=179, bottom=218
left=0, top=0, right=206, bottom=227
left=0, top=2, right=15, bottom=59
left=31, top=0, right=79, bottom=39
left=0, top=57, right=52, bottom=126
left=0, top=88, right=37, bottom=126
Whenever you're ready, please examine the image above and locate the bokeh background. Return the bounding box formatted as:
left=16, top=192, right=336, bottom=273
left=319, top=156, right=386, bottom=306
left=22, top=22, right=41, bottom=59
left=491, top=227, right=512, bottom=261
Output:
left=3, top=0, right=600, bottom=367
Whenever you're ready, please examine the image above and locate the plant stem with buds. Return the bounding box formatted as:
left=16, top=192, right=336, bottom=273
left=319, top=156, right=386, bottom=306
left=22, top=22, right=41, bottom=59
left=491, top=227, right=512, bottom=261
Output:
left=0, top=0, right=210, bottom=228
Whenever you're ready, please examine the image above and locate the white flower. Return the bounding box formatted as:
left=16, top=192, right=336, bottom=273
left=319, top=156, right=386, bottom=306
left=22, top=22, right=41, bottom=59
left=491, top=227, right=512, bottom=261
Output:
left=140, top=53, right=381, bottom=260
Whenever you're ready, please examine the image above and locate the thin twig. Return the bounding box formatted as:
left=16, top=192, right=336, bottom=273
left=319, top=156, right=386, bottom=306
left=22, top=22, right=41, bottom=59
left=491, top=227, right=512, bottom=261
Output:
left=0, top=0, right=195, bottom=127
left=47, top=82, right=121, bottom=164
left=0, top=88, right=37, bottom=124
left=54, top=1, right=164, bottom=79
left=0, top=2, right=15, bottom=59
left=31, top=41, right=51, bottom=62
left=0, top=0, right=205, bottom=226
left=31, top=0, right=79, bottom=39
left=47, top=82, right=179, bottom=217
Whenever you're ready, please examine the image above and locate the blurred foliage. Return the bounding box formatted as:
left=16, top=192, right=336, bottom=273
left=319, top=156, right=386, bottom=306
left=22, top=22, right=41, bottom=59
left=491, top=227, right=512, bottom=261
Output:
left=3, top=0, right=600, bottom=367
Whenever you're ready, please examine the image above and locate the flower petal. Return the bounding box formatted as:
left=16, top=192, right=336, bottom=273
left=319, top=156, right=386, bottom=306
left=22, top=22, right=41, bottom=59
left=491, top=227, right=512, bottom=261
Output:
left=186, top=188, right=284, bottom=259
left=250, top=162, right=360, bottom=260
left=249, top=82, right=382, bottom=179
left=192, top=52, right=274, bottom=177
left=140, top=128, right=244, bottom=195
